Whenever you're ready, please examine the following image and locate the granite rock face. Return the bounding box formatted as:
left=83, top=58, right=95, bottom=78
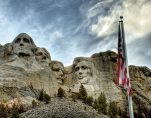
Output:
left=129, top=66, right=151, bottom=116
left=89, top=51, right=151, bottom=116
left=0, top=33, right=151, bottom=117
left=64, top=51, right=151, bottom=117
left=0, top=33, right=59, bottom=105
left=66, top=52, right=125, bottom=108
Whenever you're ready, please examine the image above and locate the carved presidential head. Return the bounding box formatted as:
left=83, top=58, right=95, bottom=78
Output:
left=73, top=58, right=93, bottom=84
left=35, top=47, right=51, bottom=62
left=50, top=61, right=64, bottom=84
left=12, top=33, right=36, bottom=56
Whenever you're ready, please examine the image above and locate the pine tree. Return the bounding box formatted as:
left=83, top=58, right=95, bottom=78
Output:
left=57, top=87, right=65, bottom=98
left=70, top=94, right=77, bottom=102
left=108, top=102, right=118, bottom=118
left=84, top=96, right=93, bottom=106
left=79, top=84, right=87, bottom=99
left=93, top=99, right=98, bottom=109
left=0, top=103, right=9, bottom=118
left=32, top=99, right=37, bottom=108
left=11, top=103, right=20, bottom=118
left=97, top=92, right=107, bottom=114
left=38, top=89, right=44, bottom=101
left=44, top=93, right=51, bottom=104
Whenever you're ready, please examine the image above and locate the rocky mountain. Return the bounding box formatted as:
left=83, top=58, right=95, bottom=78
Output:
left=0, top=33, right=59, bottom=105
left=90, top=51, right=151, bottom=117
left=0, top=33, right=151, bottom=118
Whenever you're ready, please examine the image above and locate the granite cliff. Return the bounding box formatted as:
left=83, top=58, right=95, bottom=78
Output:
left=0, top=33, right=150, bottom=118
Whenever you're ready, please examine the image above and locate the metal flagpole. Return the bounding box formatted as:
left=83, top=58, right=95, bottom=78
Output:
left=119, top=16, right=134, bottom=118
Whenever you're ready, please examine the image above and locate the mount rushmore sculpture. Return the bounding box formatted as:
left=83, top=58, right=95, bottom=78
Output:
left=0, top=33, right=151, bottom=117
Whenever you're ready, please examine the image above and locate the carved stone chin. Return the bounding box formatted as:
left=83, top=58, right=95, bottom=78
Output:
left=12, top=33, right=36, bottom=56
left=79, top=77, right=90, bottom=84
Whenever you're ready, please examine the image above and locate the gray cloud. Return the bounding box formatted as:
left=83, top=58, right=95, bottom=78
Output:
left=128, top=33, right=151, bottom=68
left=0, top=0, right=150, bottom=68
left=75, top=0, right=151, bottom=68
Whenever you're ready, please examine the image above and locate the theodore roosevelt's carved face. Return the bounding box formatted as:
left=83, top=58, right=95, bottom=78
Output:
left=51, top=62, right=64, bottom=84
left=12, top=33, right=35, bottom=56
left=75, top=61, right=92, bottom=82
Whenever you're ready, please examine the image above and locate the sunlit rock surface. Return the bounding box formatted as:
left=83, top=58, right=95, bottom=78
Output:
left=0, top=33, right=150, bottom=117
left=0, top=33, right=59, bottom=105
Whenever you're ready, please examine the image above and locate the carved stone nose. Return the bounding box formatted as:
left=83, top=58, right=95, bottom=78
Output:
left=79, top=68, right=82, bottom=74
left=19, top=39, right=24, bottom=46
left=59, top=70, right=63, bottom=76
left=20, top=43, right=24, bottom=46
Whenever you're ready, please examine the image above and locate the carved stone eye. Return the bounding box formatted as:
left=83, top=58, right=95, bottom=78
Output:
left=14, top=38, right=21, bottom=43
left=75, top=67, right=79, bottom=71
left=37, top=52, right=43, bottom=56
left=81, top=66, right=87, bottom=70
left=14, top=38, right=30, bottom=44
left=53, top=68, right=60, bottom=72
left=56, top=69, right=60, bottom=72
left=23, top=38, right=30, bottom=43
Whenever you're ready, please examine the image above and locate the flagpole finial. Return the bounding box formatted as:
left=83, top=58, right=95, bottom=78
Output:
left=120, top=16, right=123, bottom=21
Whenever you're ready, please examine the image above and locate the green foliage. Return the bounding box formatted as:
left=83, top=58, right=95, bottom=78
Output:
left=120, top=107, right=128, bottom=118
left=57, top=87, right=65, bottom=98
left=18, top=104, right=25, bottom=113
left=70, top=85, right=93, bottom=106
left=70, top=94, right=77, bottom=102
left=118, top=107, right=122, bottom=116
left=0, top=101, right=25, bottom=118
left=11, top=104, right=20, bottom=118
left=32, top=99, right=37, bottom=108
left=108, top=102, right=118, bottom=118
left=98, top=92, right=107, bottom=114
left=93, top=92, right=107, bottom=115
left=83, top=96, right=93, bottom=106
left=44, top=93, right=51, bottom=104
left=93, top=99, right=98, bottom=109
left=38, top=89, right=51, bottom=103
left=0, top=103, right=9, bottom=118
left=84, top=106, right=87, bottom=110
left=38, top=89, right=44, bottom=101
left=28, top=82, right=34, bottom=90
left=79, top=84, right=87, bottom=99
left=71, top=84, right=93, bottom=106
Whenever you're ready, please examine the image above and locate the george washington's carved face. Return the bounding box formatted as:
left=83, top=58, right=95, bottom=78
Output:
left=12, top=33, right=35, bottom=56
left=75, top=61, right=92, bottom=82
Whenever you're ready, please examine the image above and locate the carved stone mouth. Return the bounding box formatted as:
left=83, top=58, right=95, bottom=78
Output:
left=57, top=79, right=63, bottom=84
left=56, top=76, right=63, bottom=80
left=78, top=76, right=84, bottom=79
left=18, top=52, right=30, bottom=57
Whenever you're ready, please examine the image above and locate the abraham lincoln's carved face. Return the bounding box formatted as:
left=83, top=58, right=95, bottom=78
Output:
left=75, top=61, right=92, bottom=80
left=12, top=33, right=35, bottom=56
left=74, top=60, right=93, bottom=84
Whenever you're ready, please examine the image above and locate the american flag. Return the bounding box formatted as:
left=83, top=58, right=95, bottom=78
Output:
left=116, top=19, right=132, bottom=96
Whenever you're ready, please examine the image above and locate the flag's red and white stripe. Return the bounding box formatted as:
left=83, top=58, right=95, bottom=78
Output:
left=116, top=21, right=132, bottom=96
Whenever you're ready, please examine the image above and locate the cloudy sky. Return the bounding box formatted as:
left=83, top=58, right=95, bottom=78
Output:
left=0, top=0, right=150, bottom=68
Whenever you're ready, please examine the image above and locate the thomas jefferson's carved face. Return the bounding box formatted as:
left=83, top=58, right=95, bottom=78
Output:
left=52, top=63, right=64, bottom=84
left=75, top=61, right=92, bottom=80
left=35, top=48, right=50, bottom=61
left=12, top=33, right=35, bottom=56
